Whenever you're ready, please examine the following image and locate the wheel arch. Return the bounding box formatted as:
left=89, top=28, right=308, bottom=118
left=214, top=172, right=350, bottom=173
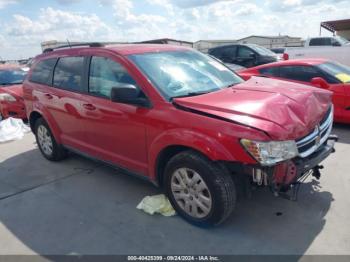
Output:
left=29, top=110, right=62, bottom=144
left=150, top=129, right=236, bottom=187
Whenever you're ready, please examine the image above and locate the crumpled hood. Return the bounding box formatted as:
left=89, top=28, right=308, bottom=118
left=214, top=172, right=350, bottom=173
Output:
left=174, top=77, right=332, bottom=140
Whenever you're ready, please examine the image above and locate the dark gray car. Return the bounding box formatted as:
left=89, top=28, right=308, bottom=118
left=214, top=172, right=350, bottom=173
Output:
left=209, top=44, right=278, bottom=68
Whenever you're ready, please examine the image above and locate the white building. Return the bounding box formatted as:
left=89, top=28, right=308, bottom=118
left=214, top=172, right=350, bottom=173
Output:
left=194, top=35, right=303, bottom=53
left=194, top=40, right=238, bottom=53
left=236, top=35, right=304, bottom=48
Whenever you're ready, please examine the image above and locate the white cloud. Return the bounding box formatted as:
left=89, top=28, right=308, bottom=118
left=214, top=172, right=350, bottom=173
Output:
left=0, top=0, right=349, bottom=59
left=0, top=0, right=19, bottom=9
left=6, top=7, right=116, bottom=41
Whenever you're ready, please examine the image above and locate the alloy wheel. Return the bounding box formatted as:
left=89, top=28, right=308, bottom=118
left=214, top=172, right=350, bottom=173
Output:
left=171, top=168, right=212, bottom=218
left=37, top=125, right=53, bottom=156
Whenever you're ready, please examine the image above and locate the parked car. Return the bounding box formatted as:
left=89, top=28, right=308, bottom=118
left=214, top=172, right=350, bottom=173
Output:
left=304, top=36, right=349, bottom=47
left=208, top=44, right=278, bottom=68
left=24, top=43, right=336, bottom=226
left=284, top=37, right=350, bottom=66
left=0, top=65, right=28, bottom=121
left=238, top=59, right=350, bottom=124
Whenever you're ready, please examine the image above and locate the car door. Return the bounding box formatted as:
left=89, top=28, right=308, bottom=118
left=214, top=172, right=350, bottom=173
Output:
left=48, top=56, right=91, bottom=150
left=80, top=54, right=149, bottom=175
left=236, top=46, right=256, bottom=67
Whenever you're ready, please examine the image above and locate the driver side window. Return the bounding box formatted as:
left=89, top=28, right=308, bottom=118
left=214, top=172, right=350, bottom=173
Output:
left=238, top=46, right=255, bottom=58
left=89, top=56, right=139, bottom=98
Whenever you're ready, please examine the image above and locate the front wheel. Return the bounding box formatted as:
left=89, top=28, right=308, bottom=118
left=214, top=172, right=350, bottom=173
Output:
left=164, top=150, right=236, bottom=227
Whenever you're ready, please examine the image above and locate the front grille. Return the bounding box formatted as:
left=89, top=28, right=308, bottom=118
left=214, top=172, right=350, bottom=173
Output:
left=296, top=106, right=333, bottom=158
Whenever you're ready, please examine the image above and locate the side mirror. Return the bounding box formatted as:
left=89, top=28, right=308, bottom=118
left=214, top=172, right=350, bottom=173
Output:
left=311, top=77, right=330, bottom=89
left=110, top=84, right=150, bottom=107
left=332, top=41, right=341, bottom=47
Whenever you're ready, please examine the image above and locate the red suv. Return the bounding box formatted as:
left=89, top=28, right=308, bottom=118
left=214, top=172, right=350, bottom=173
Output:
left=24, top=43, right=336, bottom=226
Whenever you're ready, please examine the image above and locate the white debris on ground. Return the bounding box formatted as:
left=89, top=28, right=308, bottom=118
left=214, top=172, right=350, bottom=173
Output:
left=137, top=194, right=176, bottom=217
left=0, top=118, right=30, bottom=143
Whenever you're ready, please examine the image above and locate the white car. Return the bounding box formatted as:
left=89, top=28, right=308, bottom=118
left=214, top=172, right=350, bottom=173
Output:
left=284, top=36, right=350, bottom=66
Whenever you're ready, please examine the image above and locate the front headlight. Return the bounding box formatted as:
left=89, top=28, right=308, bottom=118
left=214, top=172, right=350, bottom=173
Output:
left=0, top=93, right=16, bottom=102
left=241, top=139, right=299, bottom=166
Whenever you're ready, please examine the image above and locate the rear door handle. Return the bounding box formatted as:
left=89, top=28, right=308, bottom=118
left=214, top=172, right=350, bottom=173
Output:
left=44, top=93, right=53, bottom=99
left=83, top=104, right=96, bottom=111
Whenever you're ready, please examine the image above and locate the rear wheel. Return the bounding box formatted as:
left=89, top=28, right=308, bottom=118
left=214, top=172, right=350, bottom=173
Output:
left=34, top=118, right=67, bottom=161
left=164, top=150, right=236, bottom=227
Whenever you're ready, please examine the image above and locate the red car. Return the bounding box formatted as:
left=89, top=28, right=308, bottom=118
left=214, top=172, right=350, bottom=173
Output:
left=0, top=65, right=28, bottom=121
left=238, top=59, right=350, bottom=124
left=24, top=43, right=336, bottom=226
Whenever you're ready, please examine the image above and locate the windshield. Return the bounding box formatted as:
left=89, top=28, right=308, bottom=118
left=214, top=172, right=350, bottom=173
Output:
left=318, top=62, right=350, bottom=83
left=248, top=44, right=277, bottom=56
left=0, top=69, right=27, bottom=85
left=129, top=50, right=243, bottom=100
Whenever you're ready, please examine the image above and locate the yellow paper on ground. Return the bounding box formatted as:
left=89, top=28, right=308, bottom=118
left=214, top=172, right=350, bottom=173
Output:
left=335, top=73, right=350, bottom=83
left=137, top=194, right=176, bottom=217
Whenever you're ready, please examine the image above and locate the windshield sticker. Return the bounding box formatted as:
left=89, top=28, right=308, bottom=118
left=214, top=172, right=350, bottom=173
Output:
left=335, top=73, right=350, bottom=83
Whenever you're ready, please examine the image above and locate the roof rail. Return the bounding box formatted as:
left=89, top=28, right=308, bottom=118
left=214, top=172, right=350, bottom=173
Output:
left=43, top=42, right=105, bottom=53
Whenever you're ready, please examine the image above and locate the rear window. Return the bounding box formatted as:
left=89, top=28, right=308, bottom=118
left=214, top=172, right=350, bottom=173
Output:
left=309, top=38, right=332, bottom=46
left=30, top=58, right=57, bottom=85
left=53, top=57, right=84, bottom=92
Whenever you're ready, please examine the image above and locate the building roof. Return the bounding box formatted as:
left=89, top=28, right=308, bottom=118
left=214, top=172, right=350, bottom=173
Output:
left=321, top=19, right=350, bottom=33
left=195, top=39, right=237, bottom=43
left=237, top=35, right=302, bottom=41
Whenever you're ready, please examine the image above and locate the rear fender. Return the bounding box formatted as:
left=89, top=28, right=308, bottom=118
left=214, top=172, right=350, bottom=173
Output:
left=31, top=101, right=62, bottom=144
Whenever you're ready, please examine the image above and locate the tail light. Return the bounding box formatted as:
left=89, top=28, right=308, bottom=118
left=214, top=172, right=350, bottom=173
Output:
left=283, top=53, right=289, bottom=60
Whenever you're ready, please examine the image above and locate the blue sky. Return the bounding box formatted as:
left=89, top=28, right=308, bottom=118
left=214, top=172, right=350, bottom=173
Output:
left=0, top=0, right=349, bottom=60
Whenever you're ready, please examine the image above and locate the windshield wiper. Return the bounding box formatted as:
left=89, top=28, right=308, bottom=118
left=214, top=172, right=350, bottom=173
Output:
left=171, top=91, right=211, bottom=100
left=0, top=82, right=22, bottom=86
left=224, top=82, right=238, bottom=88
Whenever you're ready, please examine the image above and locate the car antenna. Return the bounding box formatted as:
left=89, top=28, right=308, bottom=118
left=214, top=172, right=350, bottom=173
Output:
left=67, top=39, right=72, bottom=48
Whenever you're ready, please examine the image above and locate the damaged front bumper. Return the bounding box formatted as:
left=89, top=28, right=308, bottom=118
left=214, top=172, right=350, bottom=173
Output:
left=226, top=134, right=338, bottom=200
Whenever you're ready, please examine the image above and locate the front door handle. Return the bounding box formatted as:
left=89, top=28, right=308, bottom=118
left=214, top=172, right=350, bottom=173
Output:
left=83, top=104, right=96, bottom=111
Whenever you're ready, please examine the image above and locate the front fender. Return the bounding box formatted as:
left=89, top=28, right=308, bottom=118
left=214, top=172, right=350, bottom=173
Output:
left=148, top=128, right=245, bottom=181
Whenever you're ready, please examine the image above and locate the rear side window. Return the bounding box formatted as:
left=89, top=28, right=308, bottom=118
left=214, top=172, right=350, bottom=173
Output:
left=30, top=58, right=57, bottom=85
left=89, top=56, right=139, bottom=98
left=309, top=38, right=332, bottom=46
left=210, top=46, right=237, bottom=63
left=53, top=57, right=84, bottom=92
left=279, top=66, right=321, bottom=82
left=259, top=67, right=280, bottom=77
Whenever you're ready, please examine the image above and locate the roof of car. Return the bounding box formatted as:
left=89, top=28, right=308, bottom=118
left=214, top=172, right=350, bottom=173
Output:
left=37, top=44, right=192, bottom=59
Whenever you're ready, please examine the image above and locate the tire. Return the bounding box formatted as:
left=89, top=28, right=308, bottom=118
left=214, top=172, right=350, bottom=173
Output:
left=164, top=150, right=236, bottom=227
left=34, top=118, right=67, bottom=161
